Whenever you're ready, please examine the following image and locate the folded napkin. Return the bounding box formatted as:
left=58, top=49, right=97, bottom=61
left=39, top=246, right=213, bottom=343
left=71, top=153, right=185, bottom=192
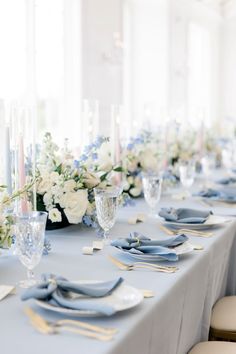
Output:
left=111, top=232, right=188, bottom=261
left=21, top=274, right=123, bottom=316
left=216, top=177, right=236, bottom=185
left=196, top=188, right=236, bottom=202
left=159, top=207, right=212, bottom=224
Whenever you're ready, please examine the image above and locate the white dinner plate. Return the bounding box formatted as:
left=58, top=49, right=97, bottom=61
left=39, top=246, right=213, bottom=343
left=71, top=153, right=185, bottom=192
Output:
left=35, top=281, right=143, bottom=317
left=161, top=215, right=231, bottom=230
left=116, top=241, right=194, bottom=262
left=203, top=197, right=236, bottom=204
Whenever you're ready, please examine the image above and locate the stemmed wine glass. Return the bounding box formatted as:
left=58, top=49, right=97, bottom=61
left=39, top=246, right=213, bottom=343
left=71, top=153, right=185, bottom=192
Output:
left=14, top=211, right=47, bottom=288
left=94, top=186, right=121, bottom=242
left=142, top=174, right=162, bottom=217
left=179, top=162, right=195, bottom=196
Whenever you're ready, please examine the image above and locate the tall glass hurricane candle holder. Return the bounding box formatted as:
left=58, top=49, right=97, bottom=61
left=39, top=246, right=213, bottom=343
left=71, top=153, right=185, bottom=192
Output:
left=142, top=174, right=162, bottom=218
left=94, top=186, right=121, bottom=243
left=14, top=211, right=47, bottom=288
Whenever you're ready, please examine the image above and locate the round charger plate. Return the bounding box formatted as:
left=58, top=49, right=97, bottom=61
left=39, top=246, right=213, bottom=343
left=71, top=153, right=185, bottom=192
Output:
left=161, top=214, right=231, bottom=230
left=35, top=281, right=143, bottom=317
left=203, top=197, right=236, bottom=204
left=116, top=241, right=194, bottom=262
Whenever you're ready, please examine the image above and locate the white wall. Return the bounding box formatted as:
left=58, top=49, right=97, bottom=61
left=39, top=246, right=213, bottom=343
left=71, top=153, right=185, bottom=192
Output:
left=169, top=0, right=221, bottom=126
left=221, top=5, right=236, bottom=135
left=81, top=0, right=222, bottom=135
left=82, top=0, right=123, bottom=136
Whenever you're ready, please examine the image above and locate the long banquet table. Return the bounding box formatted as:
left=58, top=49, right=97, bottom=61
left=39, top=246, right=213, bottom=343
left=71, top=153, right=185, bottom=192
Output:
left=1, top=196, right=236, bottom=354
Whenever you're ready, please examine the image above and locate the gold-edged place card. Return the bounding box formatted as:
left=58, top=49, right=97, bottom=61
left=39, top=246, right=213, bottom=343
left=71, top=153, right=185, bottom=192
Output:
left=0, top=285, right=15, bottom=301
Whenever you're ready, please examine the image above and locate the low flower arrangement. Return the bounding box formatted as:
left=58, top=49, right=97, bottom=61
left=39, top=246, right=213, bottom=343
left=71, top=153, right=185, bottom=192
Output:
left=122, top=131, right=164, bottom=198
left=167, top=129, right=198, bottom=167
left=36, top=133, right=123, bottom=229
left=0, top=183, right=33, bottom=248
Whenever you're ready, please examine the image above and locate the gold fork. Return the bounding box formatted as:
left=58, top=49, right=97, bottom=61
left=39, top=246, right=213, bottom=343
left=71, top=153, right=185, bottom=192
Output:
left=140, top=289, right=155, bottom=298
left=24, top=307, right=116, bottom=341
left=108, top=255, right=178, bottom=273
left=159, top=224, right=213, bottom=238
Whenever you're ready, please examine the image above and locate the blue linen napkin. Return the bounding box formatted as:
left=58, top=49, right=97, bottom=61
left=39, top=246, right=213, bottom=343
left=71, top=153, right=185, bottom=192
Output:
left=111, top=232, right=188, bottom=261
left=216, top=177, right=236, bottom=185
left=21, top=274, right=123, bottom=316
left=159, top=207, right=212, bottom=224
left=196, top=188, right=236, bottom=202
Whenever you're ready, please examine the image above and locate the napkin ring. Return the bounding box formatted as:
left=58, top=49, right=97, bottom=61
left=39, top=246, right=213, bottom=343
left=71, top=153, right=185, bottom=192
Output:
left=134, top=237, right=141, bottom=246
left=48, top=278, right=57, bottom=286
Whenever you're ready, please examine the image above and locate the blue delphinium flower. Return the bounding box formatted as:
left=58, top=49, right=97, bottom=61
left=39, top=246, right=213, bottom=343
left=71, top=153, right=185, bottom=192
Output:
left=73, top=160, right=80, bottom=169
left=92, top=153, right=98, bottom=160
left=43, top=238, right=52, bottom=255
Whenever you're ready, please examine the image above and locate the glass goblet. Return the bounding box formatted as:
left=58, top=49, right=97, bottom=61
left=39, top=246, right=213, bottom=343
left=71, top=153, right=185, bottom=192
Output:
left=14, top=211, right=47, bottom=288
left=142, top=174, right=162, bottom=217
left=179, top=162, right=195, bottom=196
left=94, top=186, right=121, bottom=242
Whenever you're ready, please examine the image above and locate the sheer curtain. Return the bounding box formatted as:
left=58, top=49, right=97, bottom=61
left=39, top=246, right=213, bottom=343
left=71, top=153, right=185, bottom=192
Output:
left=0, top=0, right=82, bottom=147
left=187, top=22, right=212, bottom=128
left=123, top=0, right=169, bottom=134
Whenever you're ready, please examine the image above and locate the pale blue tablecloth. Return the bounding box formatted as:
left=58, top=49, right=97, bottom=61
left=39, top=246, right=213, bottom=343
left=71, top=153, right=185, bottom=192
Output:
left=1, top=194, right=236, bottom=354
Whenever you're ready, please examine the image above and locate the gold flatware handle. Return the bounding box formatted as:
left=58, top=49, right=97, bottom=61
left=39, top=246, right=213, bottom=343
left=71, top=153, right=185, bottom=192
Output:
left=160, top=224, right=212, bottom=237
left=57, top=319, right=117, bottom=335
left=159, top=225, right=174, bottom=235
left=139, top=289, right=155, bottom=298
left=56, top=325, right=113, bottom=341
left=24, top=307, right=115, bottom=340
left=108, top=255, right=177, bottom=273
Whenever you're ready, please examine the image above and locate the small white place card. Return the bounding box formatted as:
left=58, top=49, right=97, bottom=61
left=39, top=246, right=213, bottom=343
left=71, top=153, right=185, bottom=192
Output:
left=92, top=240, right=104, bottom=250
left=0, top=285, right=15, bottom=301
left=82, top=246, right=94, bottom=255
left=128, top=213, right=147, bottom=225
left=82, top=241, right=104, bottom=255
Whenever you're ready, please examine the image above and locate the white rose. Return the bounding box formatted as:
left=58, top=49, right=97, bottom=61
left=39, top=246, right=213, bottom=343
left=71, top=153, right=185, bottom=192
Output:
left=122, top=180, right=130, bottom=191
left=127, top=176, right=134, bottom=185
left=62, top=190, right=88, bottom=224
left=50, top=171, right=60, bottom=184
left=43, top=192, right=53, bottom=209
left=86, top=202, right=95, bottom=216
left=51, top=185, right=63, bottom=203
left=96, top=143, right=113, bottom=172
left=63, top=179, right=76, bottom=192
left=37, top=174, right=52, bottom=195
left=140, top=149, right=158, bottom=171
left=127, top=160, right=138, bottom=173
left=49, top=208, right=62, bottom=223
left=129, top=187, right=142, bottom=197
left=83, top=172, right=100, bottom=188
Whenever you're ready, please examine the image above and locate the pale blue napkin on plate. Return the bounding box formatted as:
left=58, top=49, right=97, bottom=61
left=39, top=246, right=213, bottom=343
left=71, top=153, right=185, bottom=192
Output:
left=21, top=274, right=123, bottom=316
left=159, top=207, right=212, bottom=224
left=196, top=188, right=236, bottom=202
left=111, top=232, right=188, bottom=261
left=216, top=177, right=236, bottom=185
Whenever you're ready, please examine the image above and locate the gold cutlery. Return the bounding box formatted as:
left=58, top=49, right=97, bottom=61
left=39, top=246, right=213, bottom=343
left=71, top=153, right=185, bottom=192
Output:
left=159, top=224, right=213, bottom=238
left=108, top=255, right=178, bottom=273
left=140, top=289, right=155, bottom=298
left=191, top=244, right=204, bottom=251
left=24, top=307, right=116, bottom=341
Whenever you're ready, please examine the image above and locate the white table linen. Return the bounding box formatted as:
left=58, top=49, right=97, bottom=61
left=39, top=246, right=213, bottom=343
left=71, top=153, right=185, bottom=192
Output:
left=1, top=196, right=236, bottom=354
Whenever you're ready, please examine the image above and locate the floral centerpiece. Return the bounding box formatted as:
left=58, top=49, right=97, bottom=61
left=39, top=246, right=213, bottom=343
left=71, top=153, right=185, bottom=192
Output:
left=36, top=133, right=123, bottom=230
left=122, top=131, right=164, bottom=198
left=167, top=128, right=197, bottom=167
left=0, top=183, right=34, bottom=248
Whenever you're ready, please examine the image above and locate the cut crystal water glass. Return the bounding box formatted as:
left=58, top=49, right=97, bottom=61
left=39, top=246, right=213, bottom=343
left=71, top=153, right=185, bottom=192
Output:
left=14, top=211, right=47, bottom=288
left=142, top=174, right=162, bottom=217
left=94, top=186, right=121, bottom=241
